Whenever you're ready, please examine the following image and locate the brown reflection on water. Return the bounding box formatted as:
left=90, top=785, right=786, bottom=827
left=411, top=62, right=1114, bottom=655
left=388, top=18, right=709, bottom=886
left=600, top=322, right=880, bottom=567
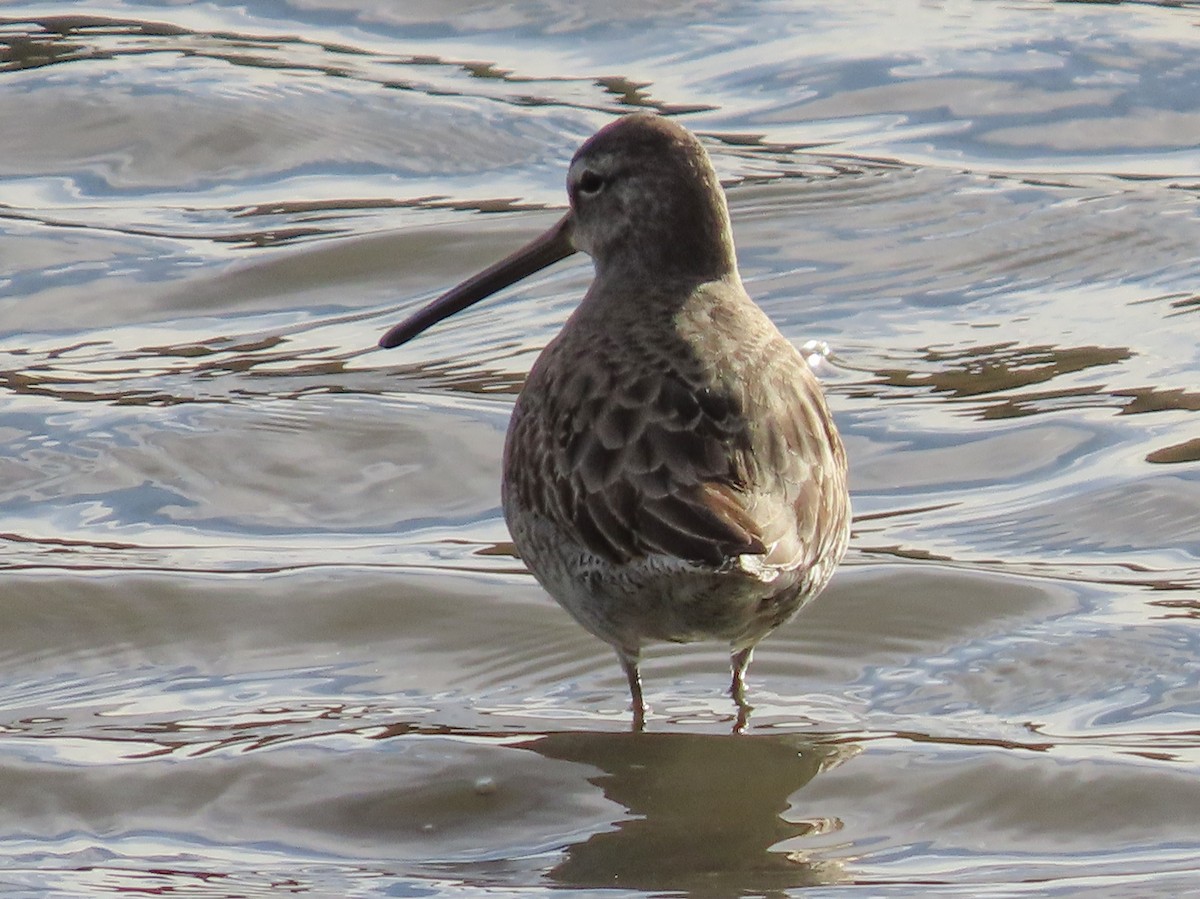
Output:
left=526, top=731, right=856, bottom=893
left=0, top=15, right=110, bottom=72
left=869, top=340, right=1133, bottom=419
left=0, top=334, right=376, bottom=406
left=1149, top=597, right=1200, bottom=620
left=1117, top=385, right=1200, bottom=415
left=375, top=352, right=526, bottom=396
left=1147, top=437, right=1200, bottom=465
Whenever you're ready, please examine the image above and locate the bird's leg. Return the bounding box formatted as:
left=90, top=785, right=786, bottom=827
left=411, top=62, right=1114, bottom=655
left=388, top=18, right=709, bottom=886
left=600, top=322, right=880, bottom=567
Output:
left=618, top=649, right=647, bottom=732
left=730, top=646, right=754, bottom=703
left=730, top=646, right=755, bottom=734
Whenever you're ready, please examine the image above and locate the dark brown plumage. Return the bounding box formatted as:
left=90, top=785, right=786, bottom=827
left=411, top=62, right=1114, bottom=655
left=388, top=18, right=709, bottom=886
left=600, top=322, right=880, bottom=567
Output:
left=381, top=113, right=850, bottom=729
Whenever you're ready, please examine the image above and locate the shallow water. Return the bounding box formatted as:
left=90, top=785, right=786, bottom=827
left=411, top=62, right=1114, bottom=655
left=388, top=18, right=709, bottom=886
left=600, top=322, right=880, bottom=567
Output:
left=1, top=1, right=1199, bottom=895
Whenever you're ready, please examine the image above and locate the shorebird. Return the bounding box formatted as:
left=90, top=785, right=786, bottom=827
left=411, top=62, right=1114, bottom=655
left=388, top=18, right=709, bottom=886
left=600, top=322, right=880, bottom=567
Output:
left=380, top=113, right=850, bottom=730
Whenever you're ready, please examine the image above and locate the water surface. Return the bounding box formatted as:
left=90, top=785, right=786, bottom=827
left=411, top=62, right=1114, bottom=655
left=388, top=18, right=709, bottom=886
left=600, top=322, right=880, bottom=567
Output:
left=1, top=1, right=1198, bottom=896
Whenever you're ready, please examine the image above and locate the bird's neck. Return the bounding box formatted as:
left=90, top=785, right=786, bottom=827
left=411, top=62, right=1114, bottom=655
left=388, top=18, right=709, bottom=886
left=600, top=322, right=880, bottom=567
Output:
left=580, top=268, right=746, bottom=327
left=591, top=225, right=738, bottom=291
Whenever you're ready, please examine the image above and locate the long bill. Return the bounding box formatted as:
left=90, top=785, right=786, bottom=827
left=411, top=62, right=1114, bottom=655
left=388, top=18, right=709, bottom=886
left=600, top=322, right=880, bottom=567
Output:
left=379, top=213, right=576, bottom=349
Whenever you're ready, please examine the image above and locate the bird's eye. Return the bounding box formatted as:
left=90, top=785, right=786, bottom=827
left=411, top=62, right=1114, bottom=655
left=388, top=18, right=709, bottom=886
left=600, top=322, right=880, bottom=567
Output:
left=577, top=169, right=606, bottom=195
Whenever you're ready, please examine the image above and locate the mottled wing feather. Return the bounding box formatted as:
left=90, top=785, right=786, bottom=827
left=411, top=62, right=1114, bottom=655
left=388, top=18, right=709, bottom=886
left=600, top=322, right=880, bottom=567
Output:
left=540, top=374, right=759, bottom=566
left=505, top=292, right=848, bottom=575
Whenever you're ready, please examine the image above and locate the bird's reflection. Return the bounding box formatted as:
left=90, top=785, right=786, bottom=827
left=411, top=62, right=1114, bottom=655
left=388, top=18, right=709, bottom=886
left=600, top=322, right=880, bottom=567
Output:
left=516, top=730, right=859, bottom=894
